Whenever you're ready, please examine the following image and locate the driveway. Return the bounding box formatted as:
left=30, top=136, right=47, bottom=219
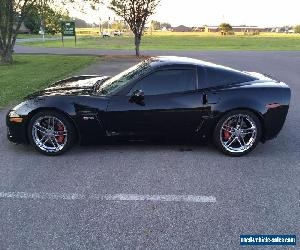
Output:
left=0, top=51, right=299, bottom=249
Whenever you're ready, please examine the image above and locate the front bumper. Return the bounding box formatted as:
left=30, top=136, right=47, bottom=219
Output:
left=6, top=111, right=29, bottom=144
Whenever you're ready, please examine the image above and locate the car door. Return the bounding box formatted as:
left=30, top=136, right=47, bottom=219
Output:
left=106, top=66, right=210, bottom=136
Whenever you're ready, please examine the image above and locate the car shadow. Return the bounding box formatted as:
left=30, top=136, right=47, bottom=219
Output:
left=69, top=138, right=218, bottom=156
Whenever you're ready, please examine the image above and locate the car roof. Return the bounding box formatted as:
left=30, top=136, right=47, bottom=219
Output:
left=149, top=56, right=237, bottom=71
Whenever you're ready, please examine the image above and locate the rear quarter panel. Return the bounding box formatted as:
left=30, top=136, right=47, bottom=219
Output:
left=206, top=81, right=291, bottom=141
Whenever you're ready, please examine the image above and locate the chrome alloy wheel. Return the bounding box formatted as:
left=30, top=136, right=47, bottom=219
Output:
left=32, top=116, right=68, bottom=153
left=220, top=114, right=257, bottom=153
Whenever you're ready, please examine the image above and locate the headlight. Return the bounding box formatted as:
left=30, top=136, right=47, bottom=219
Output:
left=8, top=110, right=23, bottom=123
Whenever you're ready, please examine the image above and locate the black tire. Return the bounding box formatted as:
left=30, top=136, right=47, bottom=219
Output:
left=28, top=111, right=76, bottom=156
left=213, top=109, right=262, bottom=157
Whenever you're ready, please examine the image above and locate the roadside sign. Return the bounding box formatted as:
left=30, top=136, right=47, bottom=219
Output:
left=62, top=21, right=75, bottom=36
left=61, top=21, right=76, bottom=46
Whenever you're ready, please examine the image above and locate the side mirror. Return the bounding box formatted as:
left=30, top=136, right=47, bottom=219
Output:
left=129, top=89, right=145, bottom=105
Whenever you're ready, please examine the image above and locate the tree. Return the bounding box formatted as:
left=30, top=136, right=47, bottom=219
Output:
left=111, top=21, right=123, bottom=31
left=23, top=3, right=69, bottom=35
left=0, top=0, right=88, bottom=64
left=151, top=20, right=160, bottom=30
left=150, top=20, right=171, bottom=31
left=219, top=23, right=233, bottom=35
left=161, top=22, right=171, bottom=30
left=295, top=25, right=300, bottom=34
left=109, top=0, right=160, bottom=57
left=0, top=0, right=41, bottom=64
left=43, top=6, right=69, bottom=34
left=23, top=5, right=41, bottom=34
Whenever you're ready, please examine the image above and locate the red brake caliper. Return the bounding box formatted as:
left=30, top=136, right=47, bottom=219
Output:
left=56, top=123, right=65, bottom=143
left=224, top=131, right=231, bottom=140
left=223, top=123, right=231, bottom=140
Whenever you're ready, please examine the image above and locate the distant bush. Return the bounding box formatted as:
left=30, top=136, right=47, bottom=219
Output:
left=243, top=30, right=260, bottom=36
left=295, top=25, right=300, bottom=34
left=220, top=31, right=234, bottom=35
left=219, top=23, right=233, bottom=35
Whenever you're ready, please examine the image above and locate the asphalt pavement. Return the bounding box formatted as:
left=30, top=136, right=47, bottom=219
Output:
left=0, top=50, right=299, bottom=249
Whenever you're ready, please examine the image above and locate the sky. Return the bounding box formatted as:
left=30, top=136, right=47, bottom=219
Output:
left=67, top=0, right=300, bottom=27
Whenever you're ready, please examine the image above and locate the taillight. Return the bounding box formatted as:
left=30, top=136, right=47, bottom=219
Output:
left=266, top=103, right=281, bottom=109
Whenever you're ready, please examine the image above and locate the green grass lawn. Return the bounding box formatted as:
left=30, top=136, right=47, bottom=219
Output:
left=21, top=34, right=300, bottom=51
left=0, top=55, right=96, bottom=108
left=17, top=34, right=60, bottom=39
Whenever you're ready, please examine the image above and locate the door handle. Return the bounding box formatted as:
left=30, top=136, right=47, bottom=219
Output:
left=203, top=94, right=208, bottom=105
left=203, top=93, right=220, bottom=105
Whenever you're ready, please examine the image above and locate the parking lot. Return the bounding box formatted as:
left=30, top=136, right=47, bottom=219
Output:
left=0, top=51, right=299, bottom=249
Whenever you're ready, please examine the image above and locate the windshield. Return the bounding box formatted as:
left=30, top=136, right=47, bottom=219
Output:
left=96, top=60, right=152, bottom=95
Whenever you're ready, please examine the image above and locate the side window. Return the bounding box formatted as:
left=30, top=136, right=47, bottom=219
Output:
left=205, top=67, right=257, bottom=88
left=130, top=69, right=196, bottom=96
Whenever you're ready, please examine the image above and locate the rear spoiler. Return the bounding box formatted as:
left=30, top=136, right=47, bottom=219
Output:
left=243, top=71, right=280, bottom=82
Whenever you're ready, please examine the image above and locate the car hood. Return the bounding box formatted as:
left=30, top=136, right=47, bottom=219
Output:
left=26, top=75, right=110, bottom=99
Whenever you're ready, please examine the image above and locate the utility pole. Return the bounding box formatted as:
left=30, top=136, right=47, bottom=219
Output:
left=107, top=16, right=110, bottom=34
left=40, top=0, right=46, bottom=42
left=99, top=18, right=102, bottom=35
left=98, top=5, right=102, bottom=36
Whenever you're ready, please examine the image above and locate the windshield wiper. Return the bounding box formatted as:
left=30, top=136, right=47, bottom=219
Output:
left=93, top=80, right=101, bottom=92
left=94, top=78, right=109, bottom=92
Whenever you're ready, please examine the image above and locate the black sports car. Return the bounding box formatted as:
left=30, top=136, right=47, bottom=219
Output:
left=6, top=56, right=291, bottom=156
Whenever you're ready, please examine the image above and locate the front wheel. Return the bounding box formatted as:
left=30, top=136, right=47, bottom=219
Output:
left=28, top=111, right=76, bottom=156
left=213, top=110, right=262, bottom=156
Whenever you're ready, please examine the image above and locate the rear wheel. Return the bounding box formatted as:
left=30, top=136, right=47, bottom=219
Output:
left=213, top=110, right=261, bottom=156
left=28, top=111, right=76, bottom=156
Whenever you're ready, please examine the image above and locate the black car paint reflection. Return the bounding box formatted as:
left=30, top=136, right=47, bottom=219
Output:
left=6, top=56, right=291, bottom=153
